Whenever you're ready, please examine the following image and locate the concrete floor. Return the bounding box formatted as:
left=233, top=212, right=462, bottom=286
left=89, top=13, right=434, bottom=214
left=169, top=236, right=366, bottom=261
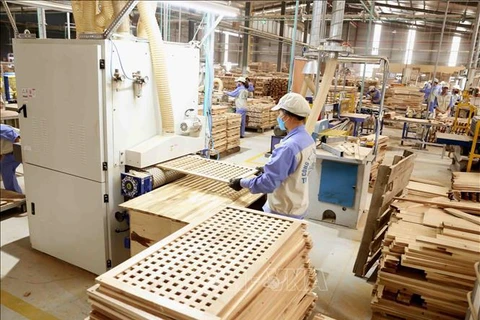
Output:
left=0, top=127, right=452, bottom=320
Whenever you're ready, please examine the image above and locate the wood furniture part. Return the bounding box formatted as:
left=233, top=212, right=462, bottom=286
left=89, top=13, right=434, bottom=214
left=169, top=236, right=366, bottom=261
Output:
left=156, top=155, right=258, bottom=183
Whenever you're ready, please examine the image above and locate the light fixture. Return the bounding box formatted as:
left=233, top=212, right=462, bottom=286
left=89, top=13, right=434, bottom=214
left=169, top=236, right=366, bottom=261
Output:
left=159, top=1, right=238, bottom=17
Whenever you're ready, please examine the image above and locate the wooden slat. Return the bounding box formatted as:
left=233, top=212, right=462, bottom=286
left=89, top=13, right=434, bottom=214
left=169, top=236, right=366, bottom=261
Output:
left=156, top=155, right=258, bottom=183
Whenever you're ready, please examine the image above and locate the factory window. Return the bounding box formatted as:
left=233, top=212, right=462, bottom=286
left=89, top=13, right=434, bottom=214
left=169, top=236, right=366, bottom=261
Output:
left=448, top=36, right=461, bottom=67
left=404, top=29, right=416, bottom=65
left=371, top=24, right=382, bottom=55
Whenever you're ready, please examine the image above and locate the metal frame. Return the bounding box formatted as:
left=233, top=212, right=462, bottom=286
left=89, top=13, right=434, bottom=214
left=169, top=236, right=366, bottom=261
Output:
left=1, top=0, right=19, bottom=37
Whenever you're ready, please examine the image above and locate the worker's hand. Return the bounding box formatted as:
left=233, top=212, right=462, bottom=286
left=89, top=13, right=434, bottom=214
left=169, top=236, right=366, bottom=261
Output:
left=255, top=166, right=264, bottom=176
left=229, top=178, right=243, bottom=191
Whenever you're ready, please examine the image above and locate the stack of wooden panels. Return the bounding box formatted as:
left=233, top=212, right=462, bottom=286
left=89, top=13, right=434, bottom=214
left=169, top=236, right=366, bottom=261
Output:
left=247, top=103, right=273, bottom=129
left=269, top=109, right=279, bottom=127
left=211, top=115, right=227, bottom=153
left=405, top=178, right=450, bottom=198
left=268, top=77, right=288, bottom=103
left=211, top=105, right=229, bottom=115
left=363, top=134, right=389, bottom=184
left=226, top=113, right=241, bottom=151
left=384, top=87, right=424, bottom=113
left=372, top=198, right=480, bottom=320
left=218, top=76, right=237, bottom=91
left=452, top=172, right=480, bottom=202
left=250, top=76, right=271, bottom=97
left=87, top=206, right=318, bottom=320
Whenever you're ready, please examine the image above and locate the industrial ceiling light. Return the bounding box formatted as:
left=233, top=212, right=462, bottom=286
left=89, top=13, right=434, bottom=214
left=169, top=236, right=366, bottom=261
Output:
left=158, top=1, right=238, bottom=17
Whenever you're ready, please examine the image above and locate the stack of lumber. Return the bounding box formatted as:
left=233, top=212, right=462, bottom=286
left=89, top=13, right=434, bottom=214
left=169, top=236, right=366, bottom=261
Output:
left=313, top=314, right=336, bottom=320
left=86, top=206, right=318, bottom=320
left=268, top=77, right=288, bottom=103
left=249, top=76, right=271, bottom=97
left=269, top=109, right=279, bottom=127
left=406, top=177, right=450, bottom=198
left=363, top=134, right=389, bottom=184
left=451, top=172, right=480, bottom=202
left=211, top=105, right=229, bottom=115
left=372, top=196, right=480, bottom=320
left=226, top=113, right=241, bottom=151
left=218, top=75, right=237, bottom=91
left=211, top=114, right=227, bottom=153
left=384, top=87, right=424, bottom=113
left=247, top=102, right=274, bottom=129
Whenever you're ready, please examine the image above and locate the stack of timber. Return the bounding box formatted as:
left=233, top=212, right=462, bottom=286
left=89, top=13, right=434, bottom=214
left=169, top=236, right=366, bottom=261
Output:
left=226, top=113, right=242, bottom=152
left=246, top=102, right=275, bottom=131
left=86, top=206, right=318, bottom=320
left=268, top=77, right=288, bottom=103
left=211, top=105, right=229, bottom=115
left=405, top=177, right=450, bottom=199
left=249, top=76, right=271, bottom=97
left=211, top=115, right=227, bottom=153
left=269, top=109, right=279, bottom=128
left=353, top=151, right=416, bottom=278
left=218, top=76, right=237, bottom=91
left=313, top=313, right=336, bottom=320
left=363, top=134, right=389, bottom=184
left=384, top=87, right=424, bottom=114
left=371, top=196, right=480, bottom=320
left=451, top=172, right=480, bottom=202
left=466, top=262, right=479, bottom=320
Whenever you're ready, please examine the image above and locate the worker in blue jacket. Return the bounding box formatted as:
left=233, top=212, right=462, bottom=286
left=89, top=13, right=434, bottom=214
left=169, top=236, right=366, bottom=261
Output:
left=366, top=86, right=381, bottom=104
left=229, top=93, right=316, bottom=219
left=1, top=124, right=22, bottom=193
left=225, top=77, right=249, bottom=138
left=245, top=77, right=254, bottom=93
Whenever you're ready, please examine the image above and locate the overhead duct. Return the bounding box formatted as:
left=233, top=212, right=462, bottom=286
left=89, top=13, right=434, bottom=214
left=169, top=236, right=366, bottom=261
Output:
left=71, top=0, right=97, bottom=36
left=113, top=0, right=131, bottom=34
left=95, top=0, right=114, bottom=32
left=309, top=0, right=327, bottom=47
left=137, top=1, right=175, bottom=133
left=329, top=0, right=346, bottom=40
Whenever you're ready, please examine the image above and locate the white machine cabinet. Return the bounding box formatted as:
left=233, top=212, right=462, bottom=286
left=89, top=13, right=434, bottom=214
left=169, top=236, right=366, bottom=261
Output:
left=307, top=145, right=373, bottom=229
left=13, top=39, right=202, bottom=274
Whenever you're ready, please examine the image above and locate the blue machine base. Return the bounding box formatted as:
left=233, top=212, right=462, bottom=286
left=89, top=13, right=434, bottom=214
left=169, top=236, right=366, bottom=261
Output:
left=318, top=160, right=358, bottom=208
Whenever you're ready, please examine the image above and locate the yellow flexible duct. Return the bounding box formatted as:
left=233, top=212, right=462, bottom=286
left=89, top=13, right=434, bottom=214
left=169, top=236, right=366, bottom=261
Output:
left=113, top=0, right=131, bottom=34
left=95, top=0, right=114, bottom=31
left=71, top=0, right=86, bottom=36
left=82, top=0, right=97, bottom=34
left=137, top=1, right=155, bottom=38
left=137, top=1, right=174, bottom=133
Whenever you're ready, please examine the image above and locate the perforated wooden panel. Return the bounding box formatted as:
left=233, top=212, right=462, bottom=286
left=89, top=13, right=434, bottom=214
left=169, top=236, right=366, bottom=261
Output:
left=156, top=155, right=258, bottom=183
left=97, top=206, right=307, bottom=319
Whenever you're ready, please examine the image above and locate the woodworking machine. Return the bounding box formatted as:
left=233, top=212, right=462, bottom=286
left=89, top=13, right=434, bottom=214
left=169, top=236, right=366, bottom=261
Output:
left=14, top=38, right=205, bottom=275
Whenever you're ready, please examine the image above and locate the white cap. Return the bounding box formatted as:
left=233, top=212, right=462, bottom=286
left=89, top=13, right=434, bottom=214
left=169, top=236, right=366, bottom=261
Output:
left=271, top=92, right=311, bottom=117
left=433, top=78, right=439, bottom=83
left=235, top=76, right=246, bottom=83
left=369, top=86, right=376, bottom=91
left=453, top=85, right=461, bottom=90
left=441, top=82, right=449, bottom=88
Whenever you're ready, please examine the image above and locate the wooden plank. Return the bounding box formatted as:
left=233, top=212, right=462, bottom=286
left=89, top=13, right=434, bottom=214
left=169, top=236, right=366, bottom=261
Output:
left=409, top=177, right=447, bottom=187
left=416, top=235, right=480, bottom=253
left=394, top=197, right=480, bottom=215
left=444, top=208, right=480, bottom=226
left=407, top=181, right=449, bottom=197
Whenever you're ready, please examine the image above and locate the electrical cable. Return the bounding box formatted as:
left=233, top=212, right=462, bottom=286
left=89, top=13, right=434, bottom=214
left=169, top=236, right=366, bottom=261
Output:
left=110, top=39, right=135, bottom=81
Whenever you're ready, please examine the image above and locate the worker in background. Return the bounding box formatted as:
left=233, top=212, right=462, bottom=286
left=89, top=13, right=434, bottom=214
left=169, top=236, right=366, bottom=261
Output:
left=419, top=80, right=432, bottom=103
left=0, top=124, right=22, bottom=193
left=435, top=83, right=453, bottom=117
left=228, top=93, right=316, bottom=219
left=245, top=77, right=255, bottom=93
left=452, top=85, right=462, bottom=105
left=225, top=77, right=249, bottom=138
left=427, top=78, right=441, bottom=114
left=366, top=86, right=381, bottom=104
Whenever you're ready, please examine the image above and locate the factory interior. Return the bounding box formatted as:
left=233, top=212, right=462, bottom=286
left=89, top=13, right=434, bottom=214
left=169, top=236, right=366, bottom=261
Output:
left=1, top=0, right=480, bottom=319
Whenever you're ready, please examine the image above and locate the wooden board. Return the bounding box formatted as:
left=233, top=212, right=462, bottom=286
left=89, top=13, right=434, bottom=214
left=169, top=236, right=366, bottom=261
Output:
left=394, top=196, right=480, bottom=215
left=156, top=155, right=258, bottom=183
left=93, top=206, right=313, bottom=319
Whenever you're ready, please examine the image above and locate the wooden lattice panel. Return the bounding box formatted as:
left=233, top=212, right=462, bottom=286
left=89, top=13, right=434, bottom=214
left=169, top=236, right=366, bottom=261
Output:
left=95, top=206, right=310, bottom=320
left=156, top=155, right=257, bottom=183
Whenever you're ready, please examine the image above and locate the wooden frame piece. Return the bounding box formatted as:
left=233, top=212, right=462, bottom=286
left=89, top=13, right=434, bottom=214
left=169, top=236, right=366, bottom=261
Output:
left=156, top=155, right=258, bottom=183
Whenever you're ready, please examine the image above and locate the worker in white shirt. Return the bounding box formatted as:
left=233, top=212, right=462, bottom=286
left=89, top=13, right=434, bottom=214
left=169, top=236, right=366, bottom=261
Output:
left=228, top=93, right=316, bottom=219
left=1, top=124, right=22, bottom=193
left=435, top=83, right=453, bottom=117
left=427, top=78, right=441, bottom=114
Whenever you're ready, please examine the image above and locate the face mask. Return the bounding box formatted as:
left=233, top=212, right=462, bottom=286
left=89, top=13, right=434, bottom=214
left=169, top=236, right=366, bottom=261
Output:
left=277, top=116, right=286, bottom=131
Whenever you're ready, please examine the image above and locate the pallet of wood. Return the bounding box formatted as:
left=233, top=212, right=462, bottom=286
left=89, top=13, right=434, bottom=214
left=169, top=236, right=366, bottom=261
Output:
left=225, top=113, right=241, bottom=151
left=211, top=115, right=227, bottom=153
left=86, top=206, right=318, bottom=320
left=384, top=87, right=424, bottom=113
left=268, top=78, right=288, bottom=103
left=451, top=172, right=480, bottom=202
left=371, top=197, right=480, bottom=320
left=247, top=103, right=272, bottom=129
